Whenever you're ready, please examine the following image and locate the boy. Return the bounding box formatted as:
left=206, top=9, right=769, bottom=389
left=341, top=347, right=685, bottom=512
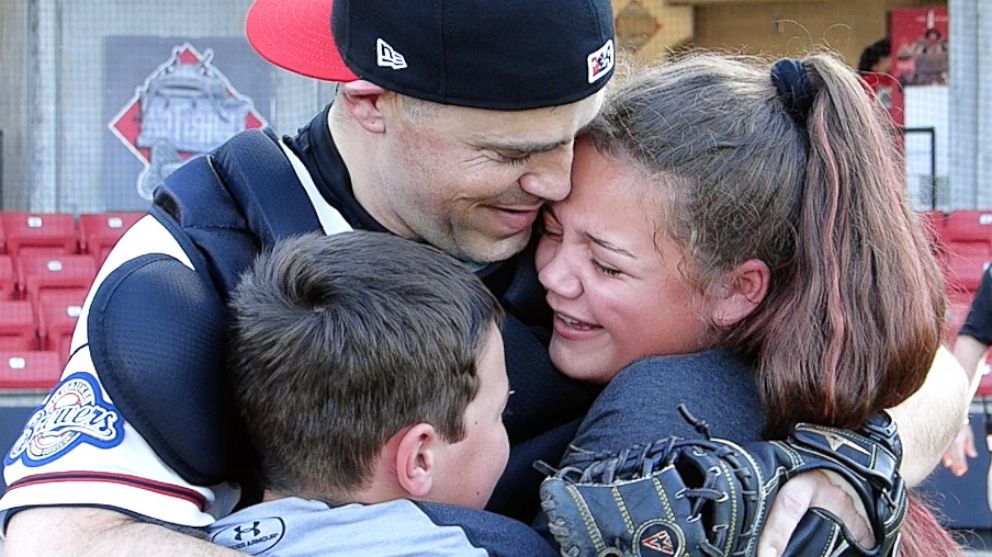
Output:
left=209, top=231, right=555, bottom=556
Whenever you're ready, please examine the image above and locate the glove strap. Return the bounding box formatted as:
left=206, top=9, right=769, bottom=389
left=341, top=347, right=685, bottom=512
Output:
left=790, top=413, right=900, bottom=492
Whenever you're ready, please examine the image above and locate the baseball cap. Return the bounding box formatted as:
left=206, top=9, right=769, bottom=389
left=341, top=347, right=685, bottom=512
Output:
left=246, top=0, right=615, bottom=111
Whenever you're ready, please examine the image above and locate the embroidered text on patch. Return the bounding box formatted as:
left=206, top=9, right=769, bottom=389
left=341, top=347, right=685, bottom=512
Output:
left=587, top=39, right=615, bottom=84
left=5, top=372, right=124, bottom=467
left=376, top=38, right=408, bottom=70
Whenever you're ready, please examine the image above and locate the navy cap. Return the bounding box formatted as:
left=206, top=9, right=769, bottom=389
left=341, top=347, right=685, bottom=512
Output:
left=247, top=0, right=615, bottom=111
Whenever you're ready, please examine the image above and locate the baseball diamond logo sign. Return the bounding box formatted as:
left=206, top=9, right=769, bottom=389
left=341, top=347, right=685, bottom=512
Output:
left=109, top=43, right=267, bottom=201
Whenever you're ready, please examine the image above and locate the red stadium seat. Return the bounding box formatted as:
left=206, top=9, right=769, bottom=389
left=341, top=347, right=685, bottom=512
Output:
left=37, top=289, right=86, bottom=363
left=944, top=211, right=992, bottom=244
left=918, top=210, right=946, bottom=253
left=78, top=212, right=144, bottom=266
left=17, top=254, right=96, bottom=305
left=944, top=246, right=991, bottom=293
left=0, top=255, right=16, bottom=300
left=0, top=350, right=61, bottom=390
left=0, top=301, right=38, bottom=352
left=0, top=213, right=77, bottom=257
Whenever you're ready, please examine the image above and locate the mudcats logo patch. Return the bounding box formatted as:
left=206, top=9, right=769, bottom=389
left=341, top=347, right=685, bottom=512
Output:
left=5, top=373, right=124, bottom=467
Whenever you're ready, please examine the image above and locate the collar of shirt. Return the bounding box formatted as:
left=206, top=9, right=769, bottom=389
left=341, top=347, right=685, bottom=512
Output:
left=284, top=104, right=387, bottom=234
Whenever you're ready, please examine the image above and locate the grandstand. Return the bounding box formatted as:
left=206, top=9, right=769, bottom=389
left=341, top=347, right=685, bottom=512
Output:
left=0, top=212, right=141, bottom=387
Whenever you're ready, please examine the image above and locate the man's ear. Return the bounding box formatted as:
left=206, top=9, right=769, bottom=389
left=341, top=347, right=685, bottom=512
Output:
left=394, top=423, right=439, bottom=499
left=338, top=80, right=391, bottom=134
left=712, top=259, right=770, bottom=328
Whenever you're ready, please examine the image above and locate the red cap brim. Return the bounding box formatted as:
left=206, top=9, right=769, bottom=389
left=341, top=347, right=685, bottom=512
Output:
left=246, top=0, right=358, bottom=82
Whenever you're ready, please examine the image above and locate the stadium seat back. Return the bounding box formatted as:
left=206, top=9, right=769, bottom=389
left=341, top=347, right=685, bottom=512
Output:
left=0, top=300, right=37, bottom=352
left=0, top=350, right=61, bottom=390
left=17, top=254, right=97, bottom=304
left=945, top=211, right=992, bottom=244
left=78, top=212, right=144, bottom=266
left=38, top=289, right=87, bottom=363
left=0, top=213, right=77, bottom=256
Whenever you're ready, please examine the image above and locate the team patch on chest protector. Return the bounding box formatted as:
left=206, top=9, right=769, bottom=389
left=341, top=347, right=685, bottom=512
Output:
left=5, top=372, right=124, bottom=467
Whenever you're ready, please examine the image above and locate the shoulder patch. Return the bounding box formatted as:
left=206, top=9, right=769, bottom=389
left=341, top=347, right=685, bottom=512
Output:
left=211, top=517, right=285, bottom=554
left=5, top=372, right=125, bottom=467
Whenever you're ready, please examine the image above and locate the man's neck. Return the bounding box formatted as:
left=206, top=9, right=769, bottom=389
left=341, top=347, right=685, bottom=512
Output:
left=329, top=109, right=416, bottom=240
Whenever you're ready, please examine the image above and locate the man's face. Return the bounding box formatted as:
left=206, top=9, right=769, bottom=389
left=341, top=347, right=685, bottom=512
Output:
left=429, top=324, right=511, bottom=509
left=373, top=92, right=604, bottom=263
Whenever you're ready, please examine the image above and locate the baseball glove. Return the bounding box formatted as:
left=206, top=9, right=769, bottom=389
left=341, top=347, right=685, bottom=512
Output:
left=538, top=407, right=906, bottom=557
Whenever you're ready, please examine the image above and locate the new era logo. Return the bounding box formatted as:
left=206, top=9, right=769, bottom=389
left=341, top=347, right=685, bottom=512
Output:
left=377, top=38, right=408, bottom=70
left=587, top=39, right=614, bottom=84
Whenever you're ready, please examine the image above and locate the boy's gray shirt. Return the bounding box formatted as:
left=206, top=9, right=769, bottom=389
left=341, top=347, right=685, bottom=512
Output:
left=210, top=496, right=557, bottom=556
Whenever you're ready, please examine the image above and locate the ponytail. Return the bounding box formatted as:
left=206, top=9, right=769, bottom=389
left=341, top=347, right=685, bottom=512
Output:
left=757, top=56, right=954, bottom=557
left=732, top=55, right=945, bottom=436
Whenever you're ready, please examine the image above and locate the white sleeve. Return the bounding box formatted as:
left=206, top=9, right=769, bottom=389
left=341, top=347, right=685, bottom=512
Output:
left=0, top=216, right=240, bottom=528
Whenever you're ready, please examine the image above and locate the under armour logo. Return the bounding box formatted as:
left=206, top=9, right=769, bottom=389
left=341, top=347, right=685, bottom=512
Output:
left=376, top=38, right=408, bottom=70
left=234, top=522, right=262, bottom=541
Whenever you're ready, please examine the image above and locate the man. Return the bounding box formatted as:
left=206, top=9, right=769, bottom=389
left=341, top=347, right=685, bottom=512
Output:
left=1, top=1, right=971, bottom=555
left=942, top=268, right=992, bottom=477
left=858, top=38, right=892, bottom=74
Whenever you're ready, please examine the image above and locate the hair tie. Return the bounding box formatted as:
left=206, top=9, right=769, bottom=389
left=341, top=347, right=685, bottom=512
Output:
left=771, top=58, right=814, bottom=126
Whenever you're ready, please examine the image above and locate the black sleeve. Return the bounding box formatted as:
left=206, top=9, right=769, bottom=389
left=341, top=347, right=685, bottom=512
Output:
left=961, top=268, right=992, bottom=345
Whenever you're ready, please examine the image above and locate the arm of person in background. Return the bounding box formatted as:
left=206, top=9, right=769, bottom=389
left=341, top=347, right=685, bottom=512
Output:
left=940, top=334, right=986, bottom=476
left=5, top=508, right=241, bottom=557
left=940, top=267, right=992, bottom=476
left=889, top=345, right=974, bottom=484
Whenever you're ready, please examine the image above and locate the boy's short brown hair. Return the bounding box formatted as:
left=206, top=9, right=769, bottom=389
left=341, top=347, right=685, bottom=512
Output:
left=228, top=231, right=503, bottom=497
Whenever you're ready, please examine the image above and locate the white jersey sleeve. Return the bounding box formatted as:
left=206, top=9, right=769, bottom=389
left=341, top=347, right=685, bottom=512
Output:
left=0, top=215, right=240, bottom=528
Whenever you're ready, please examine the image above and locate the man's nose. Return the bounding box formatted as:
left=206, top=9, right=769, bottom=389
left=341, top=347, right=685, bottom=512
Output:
left=519, top=152, right=573, bottom=202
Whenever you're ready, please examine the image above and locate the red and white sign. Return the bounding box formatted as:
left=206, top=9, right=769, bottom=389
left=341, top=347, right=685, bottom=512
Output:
left=108, top=43, right=267, bottom=200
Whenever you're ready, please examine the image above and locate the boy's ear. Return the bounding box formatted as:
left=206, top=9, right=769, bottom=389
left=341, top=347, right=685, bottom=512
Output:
left=338, top=80, right=391, bottom=134
left=394, top=423, right=439, bottom=499
left=712, top=259, right=770, bottom=328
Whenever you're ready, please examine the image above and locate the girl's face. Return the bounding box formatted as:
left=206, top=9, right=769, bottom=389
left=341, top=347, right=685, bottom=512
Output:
left=535, top=139, right=715, bottom=384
